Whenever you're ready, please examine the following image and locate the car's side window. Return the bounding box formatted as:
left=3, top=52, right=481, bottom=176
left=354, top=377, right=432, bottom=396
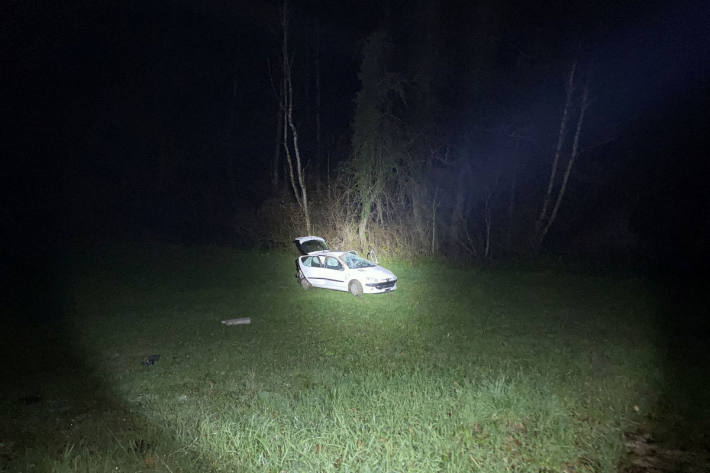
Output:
left=325, top=257, right=343, bottom=271
left=302, top=256, right=317, bottom=267
left=304, top=256, right=322, bottom=268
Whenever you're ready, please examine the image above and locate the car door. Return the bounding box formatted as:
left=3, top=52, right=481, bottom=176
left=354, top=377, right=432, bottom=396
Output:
left=299, top=255, right=327, bottom=288
left=302, top=255, right=346, bottom=290
left=319, top=256, right=347, bottom=290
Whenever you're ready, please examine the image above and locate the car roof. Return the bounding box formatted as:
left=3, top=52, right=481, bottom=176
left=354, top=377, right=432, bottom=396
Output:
left=307, top=250, right=362, bottom=259
left=307, top=250, right=343, bottom=257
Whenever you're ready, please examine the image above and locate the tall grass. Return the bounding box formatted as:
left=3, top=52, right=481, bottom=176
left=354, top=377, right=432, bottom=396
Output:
left=2, top=244, right=663, bottom=472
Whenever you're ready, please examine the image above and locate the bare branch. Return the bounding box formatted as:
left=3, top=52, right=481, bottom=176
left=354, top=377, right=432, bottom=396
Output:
left=539, top=79, right=590, bottom=245
left=280, top=0, right=310, bottom=233
left=537, top=60, right=577, bottom=233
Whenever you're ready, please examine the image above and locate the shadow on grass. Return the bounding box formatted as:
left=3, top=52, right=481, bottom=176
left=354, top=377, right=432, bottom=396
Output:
left=624, top=277, right=710, bottom=472
left=0, top=250, right=211, bottom=472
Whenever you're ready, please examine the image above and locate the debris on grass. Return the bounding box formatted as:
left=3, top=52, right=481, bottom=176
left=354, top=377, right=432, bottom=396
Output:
left=221, top=317, right=251, bottom=325
left=142, top=354, right=160, bottom=366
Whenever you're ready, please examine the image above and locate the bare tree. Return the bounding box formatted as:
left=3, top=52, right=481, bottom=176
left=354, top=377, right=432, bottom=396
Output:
left=537, top=61, right=577, bottom=234
left=314, top=19, right=322, bottom=194
left=280, top=0, right=311, bottom=233
left=267, top=55, right=283, bottom=194
left=448, top=158, right=469, bottom=249
left=538, top=80, right=590, bottom=245
left=431, top=186, right=440, bottom=256
left=483, top=189, right=493, bottom=259
left=507, top=170, right=516, bottom=250
left=271, top=82, right=283, bottom=193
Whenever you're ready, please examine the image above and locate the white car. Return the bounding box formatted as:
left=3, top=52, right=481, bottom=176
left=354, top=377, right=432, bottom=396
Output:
left=294, top=236, right=397, bottom=296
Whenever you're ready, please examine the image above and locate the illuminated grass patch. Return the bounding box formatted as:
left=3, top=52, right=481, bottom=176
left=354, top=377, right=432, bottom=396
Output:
left=4, top=245, right=662, bottom=472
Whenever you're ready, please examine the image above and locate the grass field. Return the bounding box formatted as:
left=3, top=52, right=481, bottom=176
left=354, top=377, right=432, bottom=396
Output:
left=2, top=244, right=706, bottom=472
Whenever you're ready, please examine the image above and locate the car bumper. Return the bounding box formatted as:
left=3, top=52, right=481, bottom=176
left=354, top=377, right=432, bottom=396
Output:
left=364, top=279, right=397, bottom=293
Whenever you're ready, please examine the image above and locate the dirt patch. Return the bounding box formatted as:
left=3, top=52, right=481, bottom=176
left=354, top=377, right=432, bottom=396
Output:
left=621, top=429, right=710, bottom=473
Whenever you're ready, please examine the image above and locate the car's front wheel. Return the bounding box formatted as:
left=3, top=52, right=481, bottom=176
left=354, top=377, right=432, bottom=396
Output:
left=348, top=280, right=363, bottom=297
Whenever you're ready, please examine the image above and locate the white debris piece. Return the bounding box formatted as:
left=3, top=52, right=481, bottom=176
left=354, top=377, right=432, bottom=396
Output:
left=221, top=317, right=251, bottom=325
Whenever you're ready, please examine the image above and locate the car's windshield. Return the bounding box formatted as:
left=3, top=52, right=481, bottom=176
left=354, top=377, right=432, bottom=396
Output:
left=343, top=253, right=375, bottom=269
left=300, top=239, right=328, bottom=253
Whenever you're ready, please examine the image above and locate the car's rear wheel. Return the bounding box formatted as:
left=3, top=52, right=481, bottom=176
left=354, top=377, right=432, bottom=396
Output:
left=348, top=280, right=363, bottom=297
left=299, top=273, right=311, bottom=290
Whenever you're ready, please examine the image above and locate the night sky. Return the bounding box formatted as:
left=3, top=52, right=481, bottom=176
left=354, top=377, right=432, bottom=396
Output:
left=4, top=0, right=709, bottom=268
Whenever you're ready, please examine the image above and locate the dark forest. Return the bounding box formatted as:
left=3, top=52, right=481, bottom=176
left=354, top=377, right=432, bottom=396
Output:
left=5, top=0, right=708, bottom=267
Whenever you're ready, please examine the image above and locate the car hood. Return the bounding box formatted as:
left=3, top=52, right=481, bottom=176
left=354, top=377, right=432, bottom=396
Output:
left=354, top=265, right=397, bottom=281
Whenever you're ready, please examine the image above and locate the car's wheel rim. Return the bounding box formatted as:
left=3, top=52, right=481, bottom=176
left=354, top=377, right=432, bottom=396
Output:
left=349, top=281, right=362, bottom=296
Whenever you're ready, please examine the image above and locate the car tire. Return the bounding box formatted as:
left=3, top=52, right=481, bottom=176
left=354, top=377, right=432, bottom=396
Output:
left=348, top=280, right=363, bottom=297
left=300, top=275, right=311, bottom=290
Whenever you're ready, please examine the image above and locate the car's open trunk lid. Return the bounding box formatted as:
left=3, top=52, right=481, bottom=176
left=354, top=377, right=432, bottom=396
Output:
left=294, top=236, right=329, bottom=255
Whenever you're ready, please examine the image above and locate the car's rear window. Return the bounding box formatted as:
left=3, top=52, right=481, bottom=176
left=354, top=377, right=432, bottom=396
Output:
left=300, top=239, right=328, bottom=253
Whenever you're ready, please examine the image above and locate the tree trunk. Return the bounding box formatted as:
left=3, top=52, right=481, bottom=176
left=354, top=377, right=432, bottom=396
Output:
left=281, top=0, right=310, bottom=234
left=272, top=105, right=282, bottom=193
left=537, top=61, right=576, bottom=234
left=483, top=190, right=492, bottom=259
left=326, top=148, right=331, bottom=199
left=315, top=19, right=322, bottom=195
left=507, top=170, right=516, bottom=250
left=358, top=196, right=372, bottom=250
left=286, top=78, right=311, bottom=233
left=375, top=196, right=384, bottom=225
left=431, top=187, right=439, bottom=256
left=411, top=180, right=425, bottom=248
left=539, top=81, right=589, bottom=246
left=449, top=160, right=468, bottom=249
